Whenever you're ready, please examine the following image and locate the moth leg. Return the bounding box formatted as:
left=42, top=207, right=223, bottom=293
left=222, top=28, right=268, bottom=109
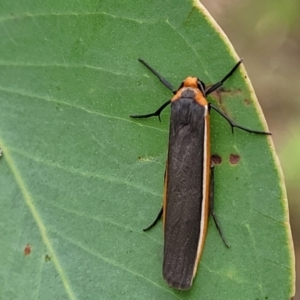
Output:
left=138, top=58, right=176, bottom=93
left=210, top=164, right=230, bottom=248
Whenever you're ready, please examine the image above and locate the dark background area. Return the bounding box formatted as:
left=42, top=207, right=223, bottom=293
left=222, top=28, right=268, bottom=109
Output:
left=201, top=0, right=299, bottom=298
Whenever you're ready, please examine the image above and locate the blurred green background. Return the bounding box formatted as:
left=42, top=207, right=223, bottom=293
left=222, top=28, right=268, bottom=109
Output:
left=201, top=0, right=299, bottom=297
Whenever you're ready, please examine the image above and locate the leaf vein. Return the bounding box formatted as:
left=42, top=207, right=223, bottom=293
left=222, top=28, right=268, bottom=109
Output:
left=0, top=85, right=167, bottom=133
left=0, top=140, right=76, bottom=300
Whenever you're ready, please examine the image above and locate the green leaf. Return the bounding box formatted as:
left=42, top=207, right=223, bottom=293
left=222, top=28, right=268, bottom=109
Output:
left=0, top=1, right=294, bottom=299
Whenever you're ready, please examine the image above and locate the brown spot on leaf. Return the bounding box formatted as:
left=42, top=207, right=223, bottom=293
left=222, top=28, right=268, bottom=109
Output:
left=244, top=99, right=251, bottom=105
left=24, top=244, right=31, bottom=256
left=208, top=89, right=224, bottom=106
left=211, top=87, right=241, bottom=95
left=211, top=154, right=222, bottom=165
left=229, top=154, right=240, bottom=164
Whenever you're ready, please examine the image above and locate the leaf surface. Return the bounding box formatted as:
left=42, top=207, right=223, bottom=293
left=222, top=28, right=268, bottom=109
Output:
left=0, top=1, right=294, bottom=299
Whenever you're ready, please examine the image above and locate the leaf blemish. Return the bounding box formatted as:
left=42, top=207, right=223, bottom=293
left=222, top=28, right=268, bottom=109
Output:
left=244, top=99, right=251, bottom=105
left=229, top=154, right=240, bottom=164
left=211, top=154, right=222, bottom=165
left=138, top=156, right=153, bottom=162
left=45, top=254, right=51, bottom=262
left=24, top=244, right=31, bottom=256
